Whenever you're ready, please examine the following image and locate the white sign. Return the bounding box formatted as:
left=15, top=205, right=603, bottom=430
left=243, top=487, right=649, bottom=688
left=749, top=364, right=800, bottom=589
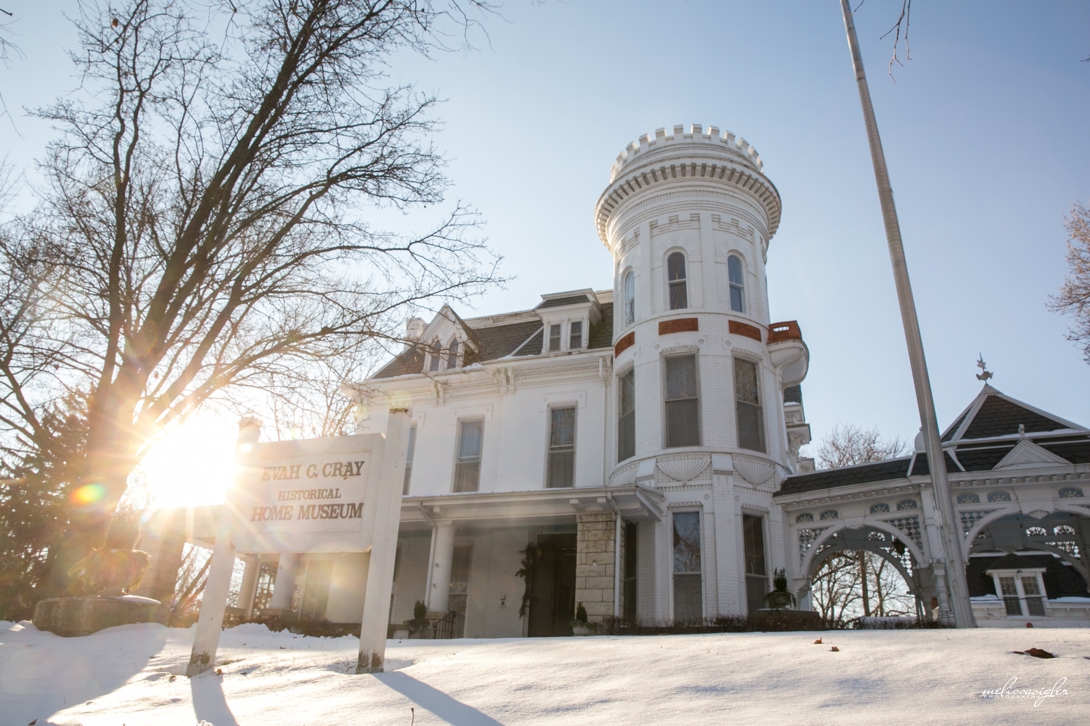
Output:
left=228, top=435, right=380, bottom=552
left=188, top=412, right=410, bottom=676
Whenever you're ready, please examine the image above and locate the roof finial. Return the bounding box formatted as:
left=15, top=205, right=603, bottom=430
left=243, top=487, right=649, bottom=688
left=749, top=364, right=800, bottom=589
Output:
left=975, top=354, right=993, bottom=383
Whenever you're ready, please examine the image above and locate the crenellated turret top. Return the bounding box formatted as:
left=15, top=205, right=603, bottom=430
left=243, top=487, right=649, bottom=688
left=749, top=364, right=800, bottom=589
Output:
left=596, top=124, right=781, bottom=248
left=608, top=124, right=763, bottom=182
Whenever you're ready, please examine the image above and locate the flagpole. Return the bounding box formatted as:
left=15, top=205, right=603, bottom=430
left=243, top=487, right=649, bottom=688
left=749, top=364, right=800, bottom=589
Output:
left=838, top=0, right=975, bottom=627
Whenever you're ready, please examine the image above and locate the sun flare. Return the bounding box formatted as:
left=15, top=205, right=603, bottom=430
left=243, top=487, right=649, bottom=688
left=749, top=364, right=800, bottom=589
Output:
left=140, top=415, right=239, bottom=508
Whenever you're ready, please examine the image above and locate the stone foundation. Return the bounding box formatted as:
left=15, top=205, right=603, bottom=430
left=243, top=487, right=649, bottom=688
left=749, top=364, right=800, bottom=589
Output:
left=33, top=595, right=168, bottom=637
left=575, top=512, right=616, bottom=623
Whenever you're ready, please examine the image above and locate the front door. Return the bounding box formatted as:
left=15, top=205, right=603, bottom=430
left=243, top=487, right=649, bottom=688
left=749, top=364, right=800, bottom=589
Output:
left=527, top=533, right=577, bottom=637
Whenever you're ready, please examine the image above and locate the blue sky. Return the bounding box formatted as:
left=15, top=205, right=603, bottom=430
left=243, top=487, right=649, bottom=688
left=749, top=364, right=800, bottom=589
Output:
left=3, top=1, right=1089, bottom=456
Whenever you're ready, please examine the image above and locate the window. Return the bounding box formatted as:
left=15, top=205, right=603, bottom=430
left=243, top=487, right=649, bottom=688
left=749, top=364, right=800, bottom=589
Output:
left=428, top=339, right=441, bottom=372
left=252, top=561, right=278, bottom=613
left=897, top=500, right=918, bottom=511
left=454, top=420, right=483, bottom=493
left=988, top=491, right=1011, bottom=503
left=618, top=368, right=636, bottom=462
left=569, top=321, right=583, bottom=350
left=870, top=503, right=890, bottom=514
left=667, top=252, right=688, bottom=310
left=547, top=407, right=576, bottom=488
left=819, top=510, right=838, bottom=520
left=296, top=559, right=333, bottom=620
left=403, top=425, right=417, bottom=495
left=664, top=355, right=700, bottom=447
left=743, top=514, right=768, bottom=615
left=672, top=512, right=702, bottom=622
left=795, top=513, right=813, bottom=523
left=548, top=324, right=562, bottom=352
left=623, top=520, right=638, bottom=620
left=734, top=358, right=765, bottom=452
left=957, top=493, right=980, bottom=504
left=623, top=270, right=635, bottom=326
left=447, top=339, right=459, bottom=369
left=728, top=255, right=745, bottom=313
left=994, top=571, right=1047, bottom=618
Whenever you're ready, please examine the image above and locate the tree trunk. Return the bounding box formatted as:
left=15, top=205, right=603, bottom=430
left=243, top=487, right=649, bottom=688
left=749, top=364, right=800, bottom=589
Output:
left=859, top=551, right=871, bottom=618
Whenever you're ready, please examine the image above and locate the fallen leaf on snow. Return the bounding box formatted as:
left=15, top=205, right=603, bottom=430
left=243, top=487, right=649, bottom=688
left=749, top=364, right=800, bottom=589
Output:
left=1013, top=648, right=1055, bottom=659
left=830, top=646, right=840, bottom=652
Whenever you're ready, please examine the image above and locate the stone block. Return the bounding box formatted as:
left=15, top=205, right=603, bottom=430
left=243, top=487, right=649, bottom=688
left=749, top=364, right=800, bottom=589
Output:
left=585, top=576, right=613, bottom=590
left=578, top=588, right=603, bottom=602
left=583, top=601, right=613, bottom=618
left=577, top=564, right=606, bottom=577
left=33, top=596, right=167, bottom=637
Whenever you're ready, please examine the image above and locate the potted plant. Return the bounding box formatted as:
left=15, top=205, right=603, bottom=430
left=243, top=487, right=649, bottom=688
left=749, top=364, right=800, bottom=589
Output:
left=406, top=600, right=430, bottom=637
left=762, top=568, right=797, bottom=610
left=571, top=602, right=597, bottom=636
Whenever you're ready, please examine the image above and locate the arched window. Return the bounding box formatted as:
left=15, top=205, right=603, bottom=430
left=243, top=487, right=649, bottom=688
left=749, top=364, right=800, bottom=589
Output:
left=428, top=338, right=441, bottom=372
left=727, top=255, right=745, bottom=313
left=667, top=252, right=687, bottom=310
left=447, top=338, right=459, bottom=369
left=623, top=270, right=635, bottom=326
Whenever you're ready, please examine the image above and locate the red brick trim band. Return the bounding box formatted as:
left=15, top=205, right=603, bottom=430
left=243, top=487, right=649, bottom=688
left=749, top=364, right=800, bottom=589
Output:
left=658, top=318, right=699, bottom=335
left=614, top=331, right=635, bottom=356
left=729, top=320, right=762, bottom=342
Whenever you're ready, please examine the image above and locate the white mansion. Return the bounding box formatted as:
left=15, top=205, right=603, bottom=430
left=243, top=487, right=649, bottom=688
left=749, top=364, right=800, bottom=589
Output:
left=142, top=125, right=1090, bottom=632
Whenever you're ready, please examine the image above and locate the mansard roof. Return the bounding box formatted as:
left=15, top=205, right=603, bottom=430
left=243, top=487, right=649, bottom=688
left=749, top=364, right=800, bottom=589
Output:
left=371, top=295, right=614, bottom=379
left=776, top=385, right=1088, bottom=499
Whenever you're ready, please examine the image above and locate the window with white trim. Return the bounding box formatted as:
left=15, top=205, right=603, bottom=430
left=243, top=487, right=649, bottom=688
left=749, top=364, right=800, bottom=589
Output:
left=667, top=252, right=688, bottom=310
left=664, top=354, right=700, bottom=448
left=728, top=255, right=745, bottom=313
left=734, top=357, right=765, bottom=452
left=548, top=324, right=562, bottom=353
left=672, top=511, right=702, bottom=622
left=618, top=368, right=635, bottom=462
left=569, top=320, right=583, bottom=350
left=447, top=338, right=459, bottom=369
left=546, top=406, right=576, bottom=488
left=428, top=338, right=441, bottom=372
left=991, top=569, right=1047, bottom=617
left=453, top=420, right=483, bottom=493
left=623, top=270, right=635, bottom=326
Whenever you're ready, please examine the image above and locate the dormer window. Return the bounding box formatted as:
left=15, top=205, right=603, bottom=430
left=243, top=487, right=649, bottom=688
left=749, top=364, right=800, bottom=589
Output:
left=428, top=338, right=441, bottom=372
left=667, top=252, right=688, bottom=310
left=447, top=338, right=460, bottom=369
left=548, top=324, right=562, bottom=352
left=569, top=321, right=583, bottom=350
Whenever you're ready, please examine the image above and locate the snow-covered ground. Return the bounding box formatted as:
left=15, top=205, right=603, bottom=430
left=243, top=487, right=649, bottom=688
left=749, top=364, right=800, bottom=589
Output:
left=1, top=620, right=1086, bottom=725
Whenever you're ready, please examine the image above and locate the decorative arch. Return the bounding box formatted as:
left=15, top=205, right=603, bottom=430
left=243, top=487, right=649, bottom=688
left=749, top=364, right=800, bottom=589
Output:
left=808, top=535, right=918, bottom=596
left=961, top=505, right=1021, bottom=550
left=800, top=519, right=927, bottom=582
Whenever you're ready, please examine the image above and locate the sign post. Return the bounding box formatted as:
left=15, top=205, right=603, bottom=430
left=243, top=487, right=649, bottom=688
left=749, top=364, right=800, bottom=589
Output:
left=185, top=410, right=410, bottom=677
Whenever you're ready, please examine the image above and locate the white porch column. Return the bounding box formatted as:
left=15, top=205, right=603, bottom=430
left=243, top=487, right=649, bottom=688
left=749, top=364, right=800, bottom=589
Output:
left=238, top=556, right=261, bottom=617
left=269, top=553, right=300, bottom=610
left=429, top=522, right=456, bottom=614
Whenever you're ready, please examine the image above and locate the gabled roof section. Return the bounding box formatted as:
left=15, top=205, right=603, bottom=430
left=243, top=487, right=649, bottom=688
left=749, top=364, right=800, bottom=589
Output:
left=992, top=438, right=1071, bottom=470
left=369, top=293, right=614, bottom=380
left=941, top=385, right=1084, bottom=443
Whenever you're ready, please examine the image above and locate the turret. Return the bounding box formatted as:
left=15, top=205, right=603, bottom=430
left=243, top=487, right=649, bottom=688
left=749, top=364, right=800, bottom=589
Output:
left=597, top=124, right=808, bottom=485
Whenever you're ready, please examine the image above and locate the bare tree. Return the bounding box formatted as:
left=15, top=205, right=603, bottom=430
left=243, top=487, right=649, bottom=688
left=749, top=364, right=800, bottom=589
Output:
left=0, top=0, right=500, bottom=590
left=816, top=422, right=909, bottom=469
left=1050, top=202, right=1090, bottom=363
left=811, top=422, right=913, bottom=624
